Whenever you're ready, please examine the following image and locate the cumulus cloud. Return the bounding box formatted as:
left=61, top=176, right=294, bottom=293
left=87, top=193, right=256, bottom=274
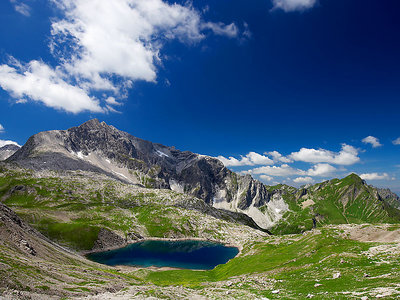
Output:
left=259, top=175, right=274, bottom=182
left=0, top=0, right=240, bottom=113
left=250, top=164, right=305, bottom=177
left=0, top=61, right=103, bottom=113
left=0, top=140, right=20, bottom=148
left=271, top=0, right=317, bottom=12
left=293, top=176, right=314, bottom=184
left=10, top=0, right=31, bottom=17
left=0, top=124, right=4, bottom=133
left=360, top=173, right=389, bottom=181
left=217, top=152, right=274, bottom=167
left=362, top=136, right=382, bottom=148
left=393, top=137, right=400, bottom=145
left=289, top=144, right=360, bottom=166
left=249, top=162, right=336, bottom=178
left=266, top=150, right=293, bottom=163
left=307, top=163, right=336, bottom=177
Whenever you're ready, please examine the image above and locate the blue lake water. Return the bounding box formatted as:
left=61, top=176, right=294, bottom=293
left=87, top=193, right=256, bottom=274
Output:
left=86, top=240, right=239, bottom=270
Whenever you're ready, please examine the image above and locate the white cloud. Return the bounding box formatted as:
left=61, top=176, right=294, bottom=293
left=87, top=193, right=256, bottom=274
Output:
left=0, top=140, right=20, bottom=148
left=217, top=152, right=274, bottom=167
left=105, top=97, right=122, bottom=106
left=0, top=61, right=103, bottom=113
left=0, top=0, right=239, bottom=113
left=307, top=163, right=336, bottom=177
left=360, top=172, right=389, bottom=181
left=289, top=144, right=360, bottom=166
left=266, top=150, right=292, bottom=163
left=272, top=0, right=317, bottom=12
left=259, top=175, right=273, bottom=182
left=202, top=22, right=238, bottom=38
left=362, top=136, right=382, bottom=148
left=10, top=0, right=31, bottom=17
left=293, top=176, right=314, bottom=184
left=250, top=164, right=305, bottom=177
left=248, top=162, right=336, bottom=178
left=247, top=152, right=274, bottom=165
left=393, top=137, right=400, bottom=145
left=50, top=0, right=240, bottom=90
left=0, top=124, right=4, bottom=133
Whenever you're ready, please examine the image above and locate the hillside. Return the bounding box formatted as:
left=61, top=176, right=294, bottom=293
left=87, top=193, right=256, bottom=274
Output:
left=6, top=120, right=400, bottom=233
left=1, top=164, right=400, bottom=299
left=1, top=120, right=400, bottom=299
left=270, top=174, right=400, bottom=234
left=6, top=119, right=287, bottom=229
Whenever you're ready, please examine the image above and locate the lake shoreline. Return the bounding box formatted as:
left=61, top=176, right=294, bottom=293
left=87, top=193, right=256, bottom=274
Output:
left=82, top=236, right=242, bottom=256
left=82, top=237, right=241, bottom=270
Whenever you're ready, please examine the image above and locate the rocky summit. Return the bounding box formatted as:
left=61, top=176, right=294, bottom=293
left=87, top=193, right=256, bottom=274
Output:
left=7, top=119, right=279, bottom=229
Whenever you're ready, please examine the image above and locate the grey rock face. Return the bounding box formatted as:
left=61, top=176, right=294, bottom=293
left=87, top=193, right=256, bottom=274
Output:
left=0, top=144, right=20, bottom=161
left=377, top=188, right=400, bottom=208
left=8, top=119, right=274, bottom=228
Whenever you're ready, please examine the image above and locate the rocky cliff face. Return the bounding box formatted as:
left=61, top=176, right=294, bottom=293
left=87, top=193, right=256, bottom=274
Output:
left=8, top=119, right=280, bottom=229
left=0, top=144, right=20, bottom=161
left=376, top=188, right=400, bottom=209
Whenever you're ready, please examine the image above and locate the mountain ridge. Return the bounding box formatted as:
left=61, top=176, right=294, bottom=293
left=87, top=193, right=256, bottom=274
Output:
left=6, top=119, right=400, bottom=231
left=7, top=119, right=278, bottom=228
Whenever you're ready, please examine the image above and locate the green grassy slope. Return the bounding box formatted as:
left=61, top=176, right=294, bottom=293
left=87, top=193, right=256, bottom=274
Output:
left=1, top=166, right=400, bottom=298
left=270, top=174, right=400, bottom=235
left=0, top=167, right=245, bottom=251
left=147, top=227, right=400, bottom=299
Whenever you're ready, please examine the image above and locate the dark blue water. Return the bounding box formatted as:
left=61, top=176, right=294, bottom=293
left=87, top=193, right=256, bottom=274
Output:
left=86, top=240, right=239, bottom=270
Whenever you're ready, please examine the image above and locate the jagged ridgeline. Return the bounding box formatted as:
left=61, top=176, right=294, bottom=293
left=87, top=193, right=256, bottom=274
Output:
left=5, top=119, right=400, bottom=233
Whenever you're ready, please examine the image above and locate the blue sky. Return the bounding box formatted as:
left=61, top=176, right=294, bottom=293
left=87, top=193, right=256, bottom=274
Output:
left=0, top=0, right=400, bottom=192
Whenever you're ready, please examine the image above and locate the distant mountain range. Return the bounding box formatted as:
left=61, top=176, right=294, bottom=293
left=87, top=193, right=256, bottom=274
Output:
left=6, top=119, right=400, bottom=231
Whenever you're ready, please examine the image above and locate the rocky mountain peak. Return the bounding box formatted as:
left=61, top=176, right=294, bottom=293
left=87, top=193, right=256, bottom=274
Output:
left=81, top=118, right=101, bottom=128
left=7, top=120, right=274, bottom=228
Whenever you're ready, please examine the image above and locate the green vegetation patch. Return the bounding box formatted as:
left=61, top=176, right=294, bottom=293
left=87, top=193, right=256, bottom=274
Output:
left=35, top=218, right=100, bottom=250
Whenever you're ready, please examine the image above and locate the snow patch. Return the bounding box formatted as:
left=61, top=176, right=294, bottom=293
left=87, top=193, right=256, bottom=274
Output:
left=156, top=149, right=169, bottom=158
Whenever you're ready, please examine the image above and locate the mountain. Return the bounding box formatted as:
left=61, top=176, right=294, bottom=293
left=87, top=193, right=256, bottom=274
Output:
left=6, top=119, right=400, bottom=231
left=270, top=174, right=400, bottom=234
left=3, top=120, right=400, bottom=298
left=0, top=144, right=20, bottom=161
left=7, top=119, right=280, bottom=229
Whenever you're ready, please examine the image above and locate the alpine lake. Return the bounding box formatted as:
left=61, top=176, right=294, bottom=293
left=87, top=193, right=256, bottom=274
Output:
left=86, top=240, right=239, bottom=270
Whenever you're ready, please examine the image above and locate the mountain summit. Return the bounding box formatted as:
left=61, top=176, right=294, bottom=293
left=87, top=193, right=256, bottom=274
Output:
left=8, top=119, right=278, bottom=228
